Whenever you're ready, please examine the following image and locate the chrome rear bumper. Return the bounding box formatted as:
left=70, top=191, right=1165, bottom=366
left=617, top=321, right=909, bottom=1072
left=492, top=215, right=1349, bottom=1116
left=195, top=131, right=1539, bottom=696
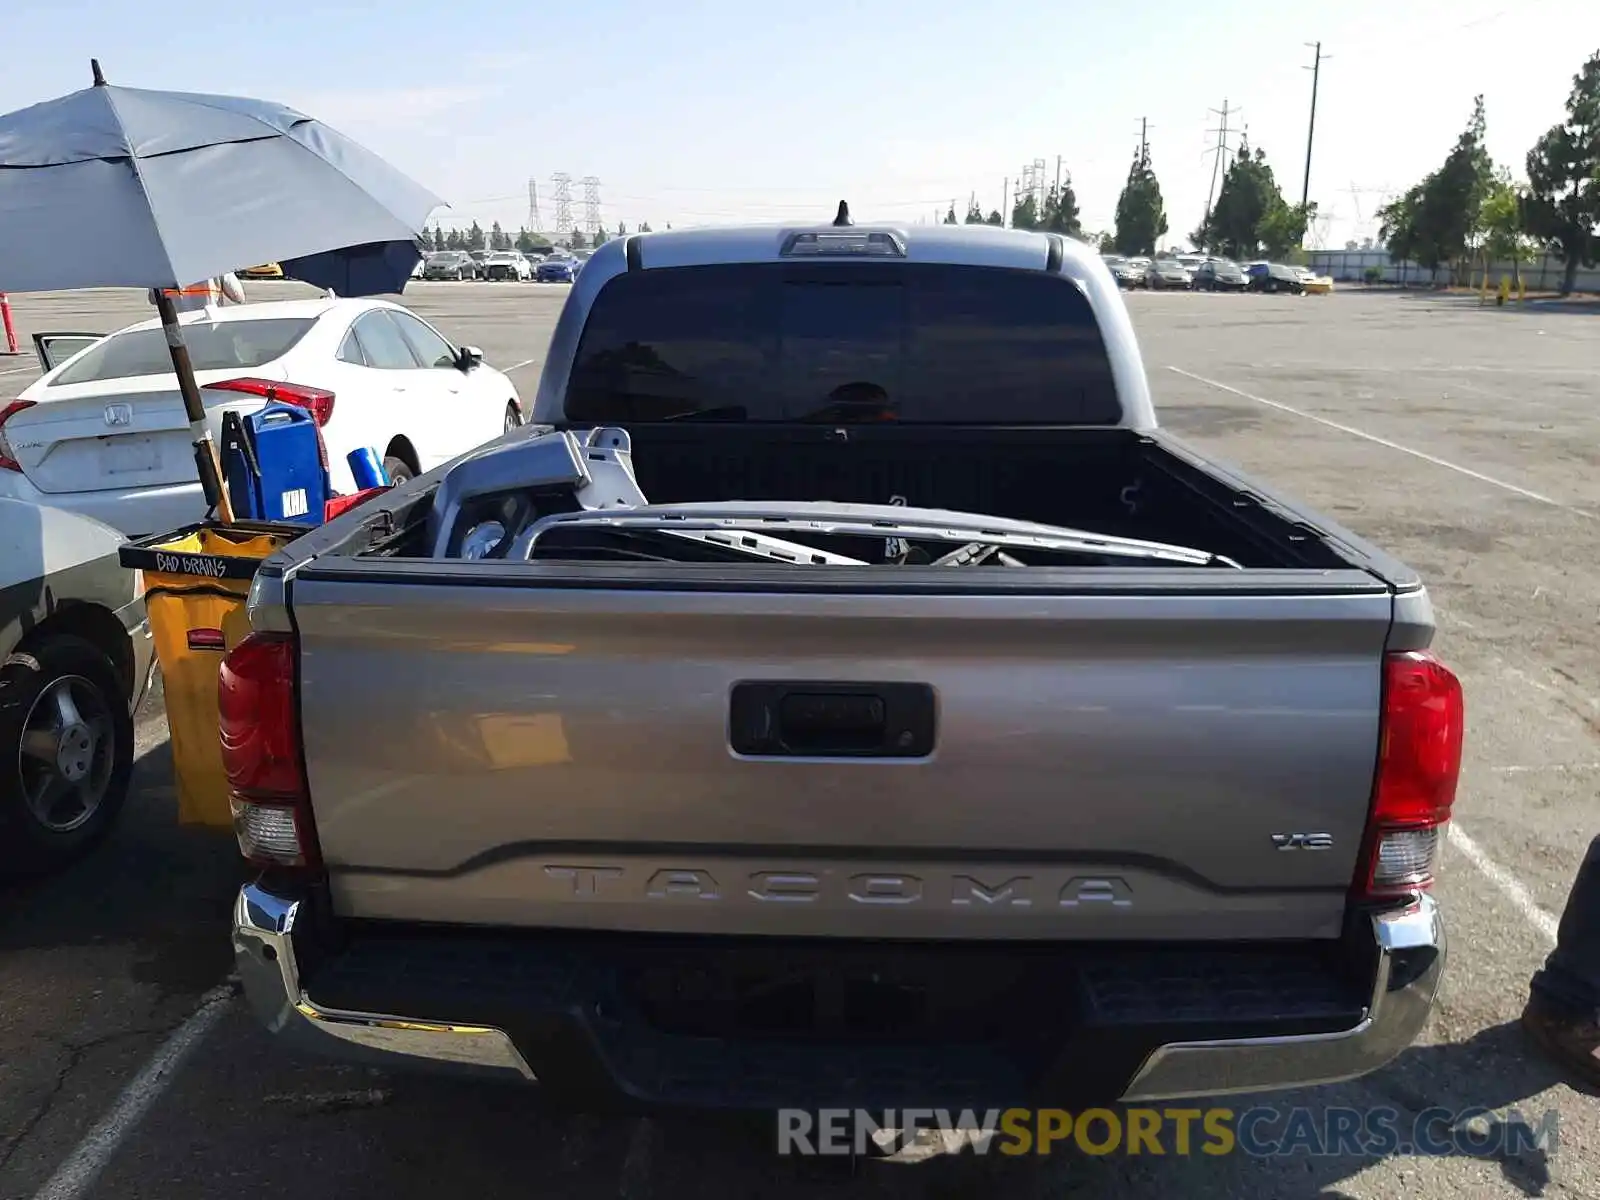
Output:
left=232, top=885, right=536, bottom=1084
left=233, top=883, right=1442, bottom=1103
left=1120, top=894, right=1444, bottom=1099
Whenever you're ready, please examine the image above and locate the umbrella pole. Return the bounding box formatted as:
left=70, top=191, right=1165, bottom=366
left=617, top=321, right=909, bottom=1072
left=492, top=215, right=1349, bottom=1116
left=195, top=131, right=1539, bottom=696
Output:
left=153, top=291, right=235, bottom=523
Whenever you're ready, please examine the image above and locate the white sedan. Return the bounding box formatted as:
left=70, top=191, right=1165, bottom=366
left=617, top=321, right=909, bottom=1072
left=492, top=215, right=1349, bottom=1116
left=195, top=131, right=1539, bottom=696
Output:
left=0, top=298, right=524, bottom=536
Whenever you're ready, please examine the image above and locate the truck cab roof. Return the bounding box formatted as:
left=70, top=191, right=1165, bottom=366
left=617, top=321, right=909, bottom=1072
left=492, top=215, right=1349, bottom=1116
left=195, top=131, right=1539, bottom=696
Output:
left=532, top=219, right=1154, bottom=428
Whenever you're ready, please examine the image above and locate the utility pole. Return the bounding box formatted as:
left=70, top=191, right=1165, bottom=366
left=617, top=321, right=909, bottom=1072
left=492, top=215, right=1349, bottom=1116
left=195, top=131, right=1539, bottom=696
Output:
left=1136, top=117, right=1150, bottom=163
left=1055, top=155, right=1062, bottom=198
left=1002, top=177, right=1008, bottom=226
left=1301, top=42, right=1329, bottom=210
left=1203, top=99, right=1242, bottom=227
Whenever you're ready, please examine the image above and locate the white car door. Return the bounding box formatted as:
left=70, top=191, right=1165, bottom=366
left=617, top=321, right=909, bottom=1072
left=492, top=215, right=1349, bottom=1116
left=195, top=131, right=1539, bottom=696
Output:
left=388, top=309, right=508, bottom=463
left=316, top=309, right=435, bottom=488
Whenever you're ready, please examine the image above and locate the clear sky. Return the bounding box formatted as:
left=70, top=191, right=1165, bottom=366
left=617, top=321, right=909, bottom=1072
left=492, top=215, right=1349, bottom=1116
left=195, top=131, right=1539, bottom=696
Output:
left=4, top=0, right=1597, bottom=249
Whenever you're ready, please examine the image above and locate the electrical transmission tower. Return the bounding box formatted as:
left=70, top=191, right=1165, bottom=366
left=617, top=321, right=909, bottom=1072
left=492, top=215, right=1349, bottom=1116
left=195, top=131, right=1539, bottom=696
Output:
left=1015, top=159, right=1048, bottom=216
left=580, top=176, right=602, bottom=240
left=1202, top=99, right=1242, bottom=226
left=527, top=180, right=543, bottom=236
left=551, top=173, right=573, bottom=239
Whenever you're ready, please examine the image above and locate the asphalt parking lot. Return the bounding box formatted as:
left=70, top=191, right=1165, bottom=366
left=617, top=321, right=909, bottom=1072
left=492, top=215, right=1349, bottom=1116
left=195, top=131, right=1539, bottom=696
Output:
left=2, top=282, right=1597, bottom=1198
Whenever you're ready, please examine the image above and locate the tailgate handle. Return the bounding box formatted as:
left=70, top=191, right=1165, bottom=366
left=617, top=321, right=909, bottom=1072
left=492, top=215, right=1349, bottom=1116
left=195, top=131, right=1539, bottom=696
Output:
left=730, top=682, right=935, bottom=759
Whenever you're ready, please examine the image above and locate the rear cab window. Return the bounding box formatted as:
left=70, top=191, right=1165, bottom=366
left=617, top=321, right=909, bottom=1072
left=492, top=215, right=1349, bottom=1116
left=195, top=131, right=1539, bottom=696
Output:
left=565, top=263, right=1122, bottom=425
left=49, top=318, right=317, bottom=387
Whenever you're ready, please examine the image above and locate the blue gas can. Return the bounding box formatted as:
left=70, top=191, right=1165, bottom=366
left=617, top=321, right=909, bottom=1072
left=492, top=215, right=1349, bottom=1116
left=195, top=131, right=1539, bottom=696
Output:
left=219, top=402, right=329, bottom=525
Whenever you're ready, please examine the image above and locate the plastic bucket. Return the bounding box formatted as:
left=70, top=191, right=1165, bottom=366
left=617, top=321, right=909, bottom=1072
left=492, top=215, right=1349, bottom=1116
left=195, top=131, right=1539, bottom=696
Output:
left=118, top=521, right=304, bottom=828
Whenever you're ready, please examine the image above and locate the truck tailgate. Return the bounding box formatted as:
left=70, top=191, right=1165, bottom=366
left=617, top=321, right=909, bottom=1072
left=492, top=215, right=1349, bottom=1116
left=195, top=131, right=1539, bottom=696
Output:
left=291, top=573, right=1393, bottom=941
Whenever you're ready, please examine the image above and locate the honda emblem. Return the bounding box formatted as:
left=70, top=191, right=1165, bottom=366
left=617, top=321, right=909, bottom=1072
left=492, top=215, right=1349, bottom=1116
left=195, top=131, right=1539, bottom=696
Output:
left=103, top=403, right=133, bottom=427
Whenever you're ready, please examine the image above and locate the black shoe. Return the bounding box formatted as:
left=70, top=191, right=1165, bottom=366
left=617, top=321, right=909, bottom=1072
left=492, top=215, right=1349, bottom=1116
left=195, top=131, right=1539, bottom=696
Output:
left=1522, top=995, right=1600, bottom=1089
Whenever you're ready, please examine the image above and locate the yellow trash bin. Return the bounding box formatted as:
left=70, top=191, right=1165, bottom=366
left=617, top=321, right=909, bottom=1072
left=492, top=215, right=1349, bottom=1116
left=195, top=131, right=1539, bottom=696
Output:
left=119, top=521, right=305, bottom=828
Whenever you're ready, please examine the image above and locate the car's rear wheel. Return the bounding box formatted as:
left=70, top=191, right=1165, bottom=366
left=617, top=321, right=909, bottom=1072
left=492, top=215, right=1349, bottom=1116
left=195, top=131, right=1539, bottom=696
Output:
left=0, top=635, right=132, bottom=875
left=504, top=403, right=522, bottom=434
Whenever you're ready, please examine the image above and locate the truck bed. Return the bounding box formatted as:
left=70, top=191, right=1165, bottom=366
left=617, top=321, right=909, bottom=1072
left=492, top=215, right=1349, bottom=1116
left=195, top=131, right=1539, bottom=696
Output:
left=257, top=423, right=1422, bottom=943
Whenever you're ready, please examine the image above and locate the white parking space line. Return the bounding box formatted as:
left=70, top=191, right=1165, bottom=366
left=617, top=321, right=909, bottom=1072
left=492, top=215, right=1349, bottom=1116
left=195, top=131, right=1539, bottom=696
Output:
left=0, top=364, right=38, bottom=378
left=505, top=357, right=539, bottom=372
left=1167, top=366, right=1597, bottom=519
left=1448, top=824, right=1561, bottom=945
left=32, top=985, right=233, bottom=1200
left=1248, top=362, right=1596, bottom=378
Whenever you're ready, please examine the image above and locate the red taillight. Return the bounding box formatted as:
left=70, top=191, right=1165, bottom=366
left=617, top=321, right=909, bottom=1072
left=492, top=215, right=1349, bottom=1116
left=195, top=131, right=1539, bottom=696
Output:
left=1355, top=651, right=1465, bottom=899
left=0, top=399, right=38, bottom=472
left=219, top=632, right=320, bottom=869
left=207, top=377, right=336, bottom=427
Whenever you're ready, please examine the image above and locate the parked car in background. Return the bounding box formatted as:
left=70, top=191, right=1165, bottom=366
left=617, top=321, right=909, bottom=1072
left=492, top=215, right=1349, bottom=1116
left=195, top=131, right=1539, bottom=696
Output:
left=1146, top=259, right=1192, bottom=290
left=1294, top=265, right=1334, bottom=294
left=536, top=256, right=577, bottom=283
left=0, top=498, right=152, bottom=875
left=0, top=298, right=524, bottom=536
left=237, top=263, right=284, bottom=280
left=1124, top=256, right=1152, bottom=287
left=1193, top=259, right=1249, bottom=291
left=1248, top=262, right=1306, bottom=294
left=1104, top=257, right=1142, bottom=289
left=422, top=251, right=478, bottom=281
left=482, top=251, right=533, bottom=282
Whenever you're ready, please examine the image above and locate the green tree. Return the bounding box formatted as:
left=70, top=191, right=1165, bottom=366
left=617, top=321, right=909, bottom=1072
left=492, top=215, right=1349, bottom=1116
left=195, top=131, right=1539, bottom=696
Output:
left=639, top=220, right=654, bottom=232
left=964, top=195, right=985, bottom=224
left=1196, top=141, right=1316, bottom=259
left=1259, top=200, right=1316, bottom=259
left=569, top=227, right=583, bottom=248
left=1422, top=95, right=1494, bottom=276
left=445, top=228, right=464, bottom=250
left=1382, top=96, right=1494, bottom=279
left=1197, top=142, right=1268, bottom=257
left=1377, top=183, right=1426, bottom=269
left=466, top=221, right=485, bottom=251
left=1041, top=178, right=1082, bottom=237
left=1113, top=150, right=1168, bottom=255
left=488, top=221, right=506, bottom=250
left=434, top=225, right=446, bottom=251
left=984, top=209, right=1003, bottom=226
left=617, top=221, right=628, bottom=237
left=1525, top=50, right=1600, bottom=295
left=944, top=204, right=958, bottom=224
left=1479, top=168, right=1535, bottom=289
left=514, top=227, right=535, bottom=254
left=1010, top=192, right=1040, bottom=230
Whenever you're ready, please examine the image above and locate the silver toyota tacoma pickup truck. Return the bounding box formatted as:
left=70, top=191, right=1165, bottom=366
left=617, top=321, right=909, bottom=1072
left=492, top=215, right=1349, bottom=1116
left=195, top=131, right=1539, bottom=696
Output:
left=229, top=218, right=1462, bottom=1111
